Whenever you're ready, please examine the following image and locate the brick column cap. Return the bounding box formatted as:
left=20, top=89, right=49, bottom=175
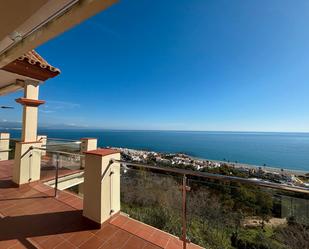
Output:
left=84, top=149, right=120, bottom=157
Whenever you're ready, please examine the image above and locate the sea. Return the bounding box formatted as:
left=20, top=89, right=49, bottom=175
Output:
left=7, top=129, right=309, bottom=172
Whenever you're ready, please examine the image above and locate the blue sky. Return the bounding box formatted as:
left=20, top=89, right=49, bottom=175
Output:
left=1, top=0, right=309, bottom=132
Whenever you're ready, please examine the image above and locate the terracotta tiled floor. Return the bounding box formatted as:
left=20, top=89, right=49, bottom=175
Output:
left=0, top=160, right=203, bottom=249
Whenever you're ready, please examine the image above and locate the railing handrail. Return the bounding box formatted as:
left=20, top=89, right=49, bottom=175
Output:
left=32, top=146, right=85, bottom=157
left=0, top=149, right=12, bottom=152
left=47, top=137, right=81, bottom=142
left=0, top=138, right=20, bottom=141
left=46, top=142, right=82, bottom=146
left=112, top=159, right=309, bottom=195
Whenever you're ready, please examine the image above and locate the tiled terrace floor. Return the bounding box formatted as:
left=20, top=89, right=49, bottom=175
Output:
left=0, top=160, right=203, bottom=249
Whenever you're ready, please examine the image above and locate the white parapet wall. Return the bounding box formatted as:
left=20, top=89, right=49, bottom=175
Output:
left=0, top=133, right=10, bottom=161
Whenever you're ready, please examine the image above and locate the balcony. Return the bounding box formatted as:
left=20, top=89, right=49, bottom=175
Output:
left=0, top=137, right=204, bottom=249
left=1, top=137, right=308, bottom=249
left=0, top=160, right=202, bottom=249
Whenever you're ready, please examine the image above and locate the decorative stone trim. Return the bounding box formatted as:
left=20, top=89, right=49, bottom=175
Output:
left=3, top=60, right=60, bottom=81
left=2, top=50, right=60, bottom=81
left=15, top=98, right=45, bottom=107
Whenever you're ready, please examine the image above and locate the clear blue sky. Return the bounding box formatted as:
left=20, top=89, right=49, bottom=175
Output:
left=1, top=0, right=309, bottom=131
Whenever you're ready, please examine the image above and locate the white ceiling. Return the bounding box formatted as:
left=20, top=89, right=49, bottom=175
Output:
left=0, top=0, right=48, bottom=41
left=0, top=0, right=117, bottom=68
left=0, top=0, right=117, bottom=96
left=0, top=0, right=77, bottom=55
left=0, top=69, right=35, bottom=96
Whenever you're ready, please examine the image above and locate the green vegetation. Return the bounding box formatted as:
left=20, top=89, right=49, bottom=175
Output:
left=120, top=167, right=309, bottom=249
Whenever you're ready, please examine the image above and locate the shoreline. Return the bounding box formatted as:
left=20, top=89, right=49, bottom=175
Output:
left=200, top=159, right=309, bottom=176
left=117, top=146, right=308, bottom=176
left=114, top=147, right=308, bottom=178
left=192, top=156, right=308, bottom=176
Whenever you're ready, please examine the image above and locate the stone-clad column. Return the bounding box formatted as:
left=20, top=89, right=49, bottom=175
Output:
left=13, top=81, right=44, bottom=185
left=83, top=149, right=120, bottom=225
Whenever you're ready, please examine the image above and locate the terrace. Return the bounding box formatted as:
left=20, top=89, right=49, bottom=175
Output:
left=0, top=1, right=309, bottom=249
left=0, top=137, right=308, bottom=249
left=0, top=159, right=201, bottom=249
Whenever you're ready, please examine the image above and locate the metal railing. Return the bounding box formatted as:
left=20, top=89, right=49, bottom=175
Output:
left=24, top=148, right=308, bottom=249
left=112, top=160, right=309, bottom=194
left=44, top=138, right=82, bottom=154
left=111, top=159, right=309, bottom=249
left=47, top=137, right=81, bottom=142
left=32, top=146, right=84, bottom=197
left=0, top=149, right=12, bottom=153
left=46, top=141, right=81, bottom=147
left=0, top=138, right=16, bottom=153
left=0, top=138, right=20, bottom=141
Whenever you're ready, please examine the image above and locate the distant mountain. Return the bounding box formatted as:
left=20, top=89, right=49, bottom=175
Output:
left=39, top=123, right=91, bottom=130
left=0, top=120, right=90, bottom=130
left=0, top=120, right=22, bottom=130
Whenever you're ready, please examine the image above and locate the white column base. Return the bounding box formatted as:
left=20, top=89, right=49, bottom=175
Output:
left=13, top=142, right=42, bottom=185
left=83, top=149, right=120, bottom=225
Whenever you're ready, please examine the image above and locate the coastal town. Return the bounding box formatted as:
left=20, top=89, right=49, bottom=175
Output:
left=113, top=147, right=309, bottom=189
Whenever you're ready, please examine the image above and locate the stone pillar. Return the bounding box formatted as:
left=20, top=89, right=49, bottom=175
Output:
left=13, top=81, right=44, bottom=185
left=80, top=138, right=97, bottom=168
left=37, top=135, right=47, bottom=156
left=18, top=82, right=44, bottom=142
left=83, top=149, right=120, bottom=225
left=0, top=133, right=10, bottom=161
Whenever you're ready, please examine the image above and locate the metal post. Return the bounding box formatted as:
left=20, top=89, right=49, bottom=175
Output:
left=110, top=170, right=114, bottom=215
left=54, top=152, right=60, bottom=197
left=29, top=150, right=33, bottom=182
left=182, top=174, right=188, bottom=249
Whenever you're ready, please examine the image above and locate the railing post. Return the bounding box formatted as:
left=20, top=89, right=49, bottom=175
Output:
left=181, top=174, right=190, bottom=249
left=83, top=149, right=120, bottom=226
left=0, top=133, right=10, bottom=161
left=54, top=152, right=60, bottom=197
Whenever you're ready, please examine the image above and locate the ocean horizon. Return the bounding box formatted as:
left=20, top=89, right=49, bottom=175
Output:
left=6, top=129, right=309, bottom=172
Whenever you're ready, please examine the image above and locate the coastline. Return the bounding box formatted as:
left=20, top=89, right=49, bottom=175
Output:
left=6, top=129, right=309, bottom=173
left=113, top=146, right=309, bottom=189
left=192, top=156, right=308, bottom=176
left=115, top=146, right=308, bottom=176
